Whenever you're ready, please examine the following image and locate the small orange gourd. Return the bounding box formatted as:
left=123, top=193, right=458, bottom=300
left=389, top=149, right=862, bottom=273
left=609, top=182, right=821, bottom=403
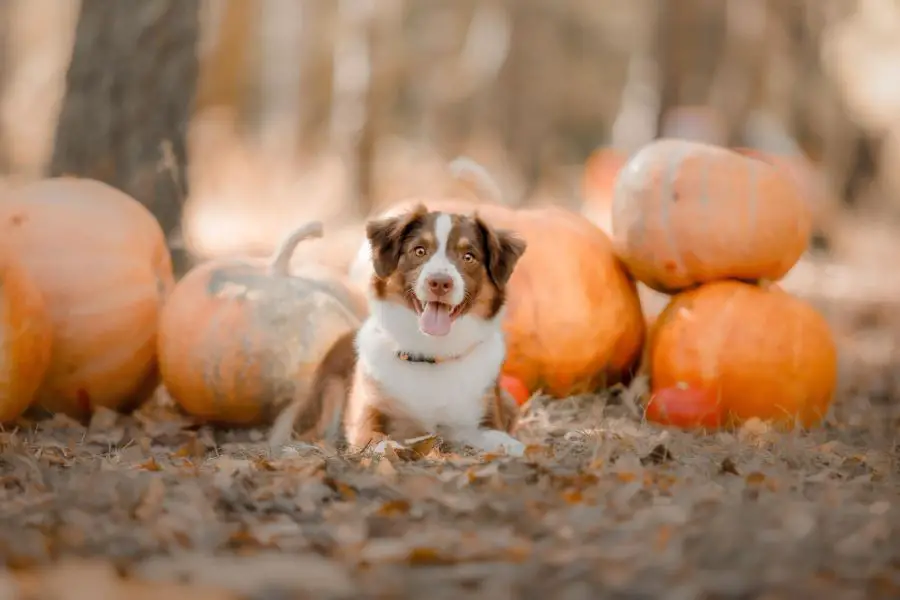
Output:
left=0, top=178, right=175, bottom=419
left=158, top=222, right=367, bottom=426
left=0, top=248, right=53, bottom=422
left=647, top=280, right=838, bottom=429
left=612, top=139, right=812, bottom=293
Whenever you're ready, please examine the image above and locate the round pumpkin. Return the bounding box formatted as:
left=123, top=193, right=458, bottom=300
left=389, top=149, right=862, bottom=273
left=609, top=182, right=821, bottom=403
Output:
left=158, top=222, right=367, bottom=426
left=0, top=248, right=53, bottom=422
left=0, top=178, right=175, bottom=419
left=647, top=280, right=837, bottom=429
left=350, top=199, right=645, bottom=398
left=611, top=139, right=812, bottom=293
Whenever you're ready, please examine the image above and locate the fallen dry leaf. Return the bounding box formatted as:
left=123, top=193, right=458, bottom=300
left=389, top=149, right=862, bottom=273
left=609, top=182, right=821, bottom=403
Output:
left=0, top=339, right=896, bottom=598
left=720, top=457, right=741, bottom=475
left=133, top=476, right=166, bottom=522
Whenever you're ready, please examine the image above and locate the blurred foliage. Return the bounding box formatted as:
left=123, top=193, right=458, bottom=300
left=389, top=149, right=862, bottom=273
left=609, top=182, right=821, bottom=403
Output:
left=2, top=0, right=900, bottom=254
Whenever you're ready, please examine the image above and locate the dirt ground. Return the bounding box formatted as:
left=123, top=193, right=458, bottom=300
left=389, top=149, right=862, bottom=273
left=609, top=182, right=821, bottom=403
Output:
left=1, top=366, right=899, bottom=600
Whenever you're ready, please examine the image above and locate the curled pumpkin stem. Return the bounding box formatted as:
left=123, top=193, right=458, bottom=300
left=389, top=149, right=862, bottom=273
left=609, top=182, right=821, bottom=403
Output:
left=268, top=221, right=325, bottom=277
left=448, top=156, right=503, bottom=203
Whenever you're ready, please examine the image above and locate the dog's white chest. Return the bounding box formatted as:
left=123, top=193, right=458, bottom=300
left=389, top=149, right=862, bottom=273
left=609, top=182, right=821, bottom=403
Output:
left=381, top=362, right=489, bottom=429
left=357, top=326, right=504, bottom=432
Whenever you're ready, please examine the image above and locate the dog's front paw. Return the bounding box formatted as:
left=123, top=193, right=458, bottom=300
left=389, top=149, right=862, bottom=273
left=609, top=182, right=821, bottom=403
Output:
left=472, top=429, right=526, bottom=457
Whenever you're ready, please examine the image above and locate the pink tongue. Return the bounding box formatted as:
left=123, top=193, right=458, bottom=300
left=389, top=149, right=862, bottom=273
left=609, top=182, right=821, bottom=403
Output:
left=419, top=302, right=452, bottom=336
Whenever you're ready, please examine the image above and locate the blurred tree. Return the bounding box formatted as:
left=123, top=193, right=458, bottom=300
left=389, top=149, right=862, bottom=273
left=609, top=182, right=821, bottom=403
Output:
left=49, top=0, right=199, bottom=255
left=196, top=0, right=259, bottom=118
left=0, top=0, right=8, bottom=174
left=654, top=0, right=729, bottom=139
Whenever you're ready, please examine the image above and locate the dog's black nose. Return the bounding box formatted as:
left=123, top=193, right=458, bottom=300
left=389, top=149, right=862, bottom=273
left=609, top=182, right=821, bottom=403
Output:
left=426, top=273, right=454, bottom=296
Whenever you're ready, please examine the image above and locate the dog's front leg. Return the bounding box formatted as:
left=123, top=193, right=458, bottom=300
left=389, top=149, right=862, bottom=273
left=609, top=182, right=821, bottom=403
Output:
left=454, top=427, right=526, bottom=457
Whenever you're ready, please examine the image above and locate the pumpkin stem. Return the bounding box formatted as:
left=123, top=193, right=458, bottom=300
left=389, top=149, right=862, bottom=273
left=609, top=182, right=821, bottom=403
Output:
left=268, top=221, right=325, bottom=277
left=448, top=156, right=503, bottom=203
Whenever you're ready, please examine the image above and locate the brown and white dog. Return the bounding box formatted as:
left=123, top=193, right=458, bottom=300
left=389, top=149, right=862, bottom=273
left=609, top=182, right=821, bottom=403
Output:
left=269, top=203, right=528, bottom=456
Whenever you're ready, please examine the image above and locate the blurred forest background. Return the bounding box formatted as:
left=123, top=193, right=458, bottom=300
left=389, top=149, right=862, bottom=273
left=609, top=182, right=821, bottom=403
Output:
left=1, top=0, right=899, bottom=390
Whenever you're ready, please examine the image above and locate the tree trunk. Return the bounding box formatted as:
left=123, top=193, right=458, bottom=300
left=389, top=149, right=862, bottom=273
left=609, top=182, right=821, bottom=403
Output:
left=654, top=0, right=727, bottom=137
left=196, top=0, right=259, bottom=117
left=49, top=0, right=200, bottom=255
left=0, top=0, right=9, bottom=174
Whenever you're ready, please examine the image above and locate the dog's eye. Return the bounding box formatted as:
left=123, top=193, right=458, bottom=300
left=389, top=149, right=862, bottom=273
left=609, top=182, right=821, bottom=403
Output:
left=463, top=252, right=476, bottom=263
left=413, top=246, right=427, bottom=257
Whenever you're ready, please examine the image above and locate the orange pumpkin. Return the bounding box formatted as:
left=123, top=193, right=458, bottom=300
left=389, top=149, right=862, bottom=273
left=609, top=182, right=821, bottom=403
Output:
left=611, top=139, right=812, bottom=293
left=158, top=222, right=367, bottom=426
left=648, top=280, right=837, bottom=429
left=0, top=248, right=53, bottom=422
left=733, top=146, right=837, bottom=242
left=350, top=199, right=645, bottom=398
left=0, top=178, right=174, bottom=419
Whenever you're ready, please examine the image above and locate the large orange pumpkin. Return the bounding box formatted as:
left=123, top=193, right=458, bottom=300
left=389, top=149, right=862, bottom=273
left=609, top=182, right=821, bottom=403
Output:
left=0, top=178, right=174, bottom=419
left=0, top=247, right=53, bottom=422
left=611, top=139, right=812, bottom=293
left=647, top=280, right=838, bottom=429
left=350, top=199, right=645, bottom=398
left=158, top=222, right=367, bottom=426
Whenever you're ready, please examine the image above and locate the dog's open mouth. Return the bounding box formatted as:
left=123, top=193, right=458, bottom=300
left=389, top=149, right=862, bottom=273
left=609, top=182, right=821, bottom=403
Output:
left=412, top=297, right=462, bottom=337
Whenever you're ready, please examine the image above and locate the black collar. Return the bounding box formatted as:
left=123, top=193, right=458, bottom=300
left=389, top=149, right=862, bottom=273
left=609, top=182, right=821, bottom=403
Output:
left=395, top=341, right=483, bottom=365
left=396, top=351, right=441, bottom=364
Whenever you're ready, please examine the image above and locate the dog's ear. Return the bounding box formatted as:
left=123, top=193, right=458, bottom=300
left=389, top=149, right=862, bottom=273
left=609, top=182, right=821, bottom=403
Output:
left=365, top=204, right=428, bottom=278
left=474, top=214, right=526, bottom=288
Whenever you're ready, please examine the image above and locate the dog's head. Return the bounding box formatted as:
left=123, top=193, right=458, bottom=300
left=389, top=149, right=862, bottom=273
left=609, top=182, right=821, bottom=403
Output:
left=365, top=204, right=526, bottom=337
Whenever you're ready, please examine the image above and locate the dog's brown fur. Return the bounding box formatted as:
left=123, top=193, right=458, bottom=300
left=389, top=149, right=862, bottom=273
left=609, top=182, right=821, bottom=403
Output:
left=366, top=203, right=524, bottom=320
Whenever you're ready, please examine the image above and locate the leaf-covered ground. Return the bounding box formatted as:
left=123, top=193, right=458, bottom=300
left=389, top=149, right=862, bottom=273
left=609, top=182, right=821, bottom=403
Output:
left=1, top=377, right=899, bottom=600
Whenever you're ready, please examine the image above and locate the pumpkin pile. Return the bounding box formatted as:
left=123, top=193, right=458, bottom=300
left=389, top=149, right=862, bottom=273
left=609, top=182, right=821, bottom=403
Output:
left=0, top=177, right=175, bottom=422
left=349, top=196, right=646, bottom=402
left=611, top=138, right=838, bottom=430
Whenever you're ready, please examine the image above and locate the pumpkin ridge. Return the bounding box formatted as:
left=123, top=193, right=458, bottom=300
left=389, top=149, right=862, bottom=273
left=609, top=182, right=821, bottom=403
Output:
left=659, top=145, right=689, bottom=281
left=202, top=305, right=231, bottom=418
left=713, top=284, right=744, bottom=416
left=789, top=299, right=805, bottom=421
left=59, top=326, right=156, bottom=378
left=53, top=285, right=161, bottom=317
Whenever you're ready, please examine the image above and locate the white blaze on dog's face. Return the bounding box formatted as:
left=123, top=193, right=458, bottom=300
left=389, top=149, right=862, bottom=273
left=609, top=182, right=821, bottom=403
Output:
left=413, top=213, right=465, bottom=335
left=365, top=204, right=526, bottom=337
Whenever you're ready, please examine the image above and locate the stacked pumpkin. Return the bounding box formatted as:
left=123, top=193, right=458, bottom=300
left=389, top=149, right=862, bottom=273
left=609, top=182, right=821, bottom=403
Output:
left=0, top=177, right=175, bottom=423
left=611, top=139, right=838, bottom=430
